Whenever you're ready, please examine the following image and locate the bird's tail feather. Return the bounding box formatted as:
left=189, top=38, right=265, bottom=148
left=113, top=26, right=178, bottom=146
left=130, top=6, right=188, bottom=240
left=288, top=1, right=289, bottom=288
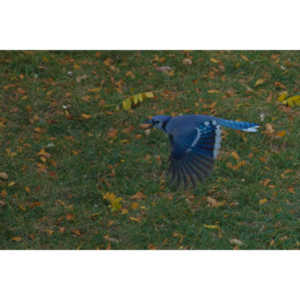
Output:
left=214, top=118, right=259, bottom=132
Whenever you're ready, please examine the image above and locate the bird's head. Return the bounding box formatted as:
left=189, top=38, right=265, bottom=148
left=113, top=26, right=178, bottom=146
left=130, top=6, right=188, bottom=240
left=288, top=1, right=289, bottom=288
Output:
left=143, top=115, right=171, bottom=132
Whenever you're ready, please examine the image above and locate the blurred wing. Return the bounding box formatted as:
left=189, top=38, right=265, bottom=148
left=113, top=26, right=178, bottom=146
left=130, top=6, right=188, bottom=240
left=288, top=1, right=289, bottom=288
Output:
left=167, top=120, right=221, bottom=189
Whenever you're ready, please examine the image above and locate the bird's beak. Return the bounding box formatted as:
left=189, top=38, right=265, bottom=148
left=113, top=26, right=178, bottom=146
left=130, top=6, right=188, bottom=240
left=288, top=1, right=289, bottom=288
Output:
left=140, top=119, right=153, bottom=129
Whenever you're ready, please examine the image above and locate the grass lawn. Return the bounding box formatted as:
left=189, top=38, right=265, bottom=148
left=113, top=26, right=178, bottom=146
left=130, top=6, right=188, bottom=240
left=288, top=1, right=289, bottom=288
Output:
left=0, top=50, right=300, bottom=249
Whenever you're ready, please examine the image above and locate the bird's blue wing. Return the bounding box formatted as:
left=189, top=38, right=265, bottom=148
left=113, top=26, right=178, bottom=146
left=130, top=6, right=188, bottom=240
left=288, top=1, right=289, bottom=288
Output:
left=167, top=120, right=221, bottom=189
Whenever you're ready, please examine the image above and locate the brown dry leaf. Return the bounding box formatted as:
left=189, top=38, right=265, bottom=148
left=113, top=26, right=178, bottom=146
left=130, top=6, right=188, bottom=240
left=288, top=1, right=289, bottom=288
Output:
left=156, top=66, right=172, bottom=73
left=288, top=187, right=295, bottom=194
left=29, top=202, right=41, bottom=208
left=121, top=208, right=129, bottom=215
left=241, top=55, right=249, bottom=61
left=0, top=172, right=8, bottom=180
left=261, top=178, right=271, bottom=186
left=1, top=190, right=7, bottom=198
left=104, top=58, right=113, bottom=66
left=265, top=123, right=274, bottom=135
left=0, top=200, right=6, bottom=207
left=131, top=191, right=146, bottom=200
left=107, top=128, right=118, bottom=139
left=25, top=186, right=31, bottom=193
left=72, top=229, right=81, bottom=236
left=230, top=238, right=244, bottom=246
left=66, top=213, right=75, bottom=221
left=182, top=58, right=192, bottom=65
left=259, top=198, right=268, bottom=205
left=280, top=169, right=293, bottom=178
left=76, top=74, right=88, bottom=83
left=274, top=81, right=286, bottom=89
left=126, top=71, right=135, bottom=79
left=46, top=229, right=54, bottom=235
left=11, top=236, right=22, bottom=242
left=140, top=123, right=152, bottom=129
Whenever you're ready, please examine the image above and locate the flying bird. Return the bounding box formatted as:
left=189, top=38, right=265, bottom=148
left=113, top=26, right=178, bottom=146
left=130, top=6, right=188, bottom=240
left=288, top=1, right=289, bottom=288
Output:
left=144, top=114, right=259, bottom=189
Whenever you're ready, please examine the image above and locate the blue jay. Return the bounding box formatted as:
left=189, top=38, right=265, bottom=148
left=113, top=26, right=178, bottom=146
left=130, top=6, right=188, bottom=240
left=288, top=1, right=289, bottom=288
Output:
left=144, top=114, right=259, bottom=189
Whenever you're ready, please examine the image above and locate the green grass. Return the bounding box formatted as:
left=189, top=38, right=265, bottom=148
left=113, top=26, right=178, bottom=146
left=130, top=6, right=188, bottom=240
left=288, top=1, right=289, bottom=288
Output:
left=0, top=50, right=300, bottom=249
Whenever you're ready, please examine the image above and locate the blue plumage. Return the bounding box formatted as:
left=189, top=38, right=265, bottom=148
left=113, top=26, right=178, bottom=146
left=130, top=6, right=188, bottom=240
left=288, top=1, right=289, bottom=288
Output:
left=145, top=114, right=259, bottom=189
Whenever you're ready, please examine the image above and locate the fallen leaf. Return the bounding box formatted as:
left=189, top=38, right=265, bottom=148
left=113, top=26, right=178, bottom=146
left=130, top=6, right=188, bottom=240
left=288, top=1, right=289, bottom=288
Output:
left=277, top=91, right=288, bottom=102
left=71, top=229, right=81, bottom=236
left=288, top=187, right=295, bottom=194
left=131, top=191, right=146, bottom=200
left=231, top=151, right=240, bottom=161
left=104, top=58, right=113, bottom=66
left=275, top=130, right=286, bottom=138
left=255, top=79, right=265, bottom=86
left=265, top=123, right=274, bottom=135
left=156, top=66, right=172, bottom=73
left=230, top=238, right=244, bottom=246
left=129, top=216, right=141, bottom=223
left=0, top=172, right=8, bottom=180
left=66, top=213, right=75, bottom=221
left=126, top=71, right=135, bottom=79
left=208, top=90, right=220, bottom=94
left=81, top=113, right=91, bottom=119
left=182, top=58, right=192, bottom=65
left=131, top=202, right=139, bottom=210
left=259, top=198, right=268, bottom=205
left=107, top=128, right=118, bottom=139
left=76, top=74, right=88, bottom=83
left=210, top=58, right=219, bottom=63
left=203, top=224, right=219, bottom=229
left=11, top=236, right=22, bottom=242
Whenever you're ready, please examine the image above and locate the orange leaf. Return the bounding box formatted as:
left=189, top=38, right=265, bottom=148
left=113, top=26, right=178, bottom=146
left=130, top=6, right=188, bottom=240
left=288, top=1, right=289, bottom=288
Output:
left=131, top=191, right=146, bottom=200
left=288, top=187, right=295, bottom=194
left=81, top=113, right=91, bottom=119
left=107, top=128, right=118, bottom=139
left=1, top=190, right=7, bottom=198
left=275, top=130, right=286, bottom=138
left=66, top=213, right=75, bottom=221
left=231, top=151, right=240, bottom=161
left=37, top=148, right=51, bottom=158
left=104, top=58, right=113, bottom=66
left=72, top=229, right=81, bottom=236
left=11, top=236, right=22, bottom=242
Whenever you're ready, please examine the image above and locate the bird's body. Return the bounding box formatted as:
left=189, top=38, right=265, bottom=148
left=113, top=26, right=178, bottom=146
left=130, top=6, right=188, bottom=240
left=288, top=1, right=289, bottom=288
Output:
left=145, top=114, right=259, bottom=189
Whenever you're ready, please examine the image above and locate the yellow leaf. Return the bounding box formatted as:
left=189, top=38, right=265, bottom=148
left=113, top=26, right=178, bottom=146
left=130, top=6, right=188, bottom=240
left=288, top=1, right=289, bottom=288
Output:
left=37, top=148, right=51, bottom=158
left=255, top=78, right=265, bottom=86
left=231, top=151, right=240, bottom=161
left=81, top=113, right=91, bottom=119
left=210, top=58, right=219, bottom=63
left=277, top=91, right=288, bottom=102
left=259, top=198, right=268, bottom=205
left=0, top=172, right=8, bottom=180
left=129, top=216, right=141, bottom=223
left=11, top=236, right=22, bottom=242
left=204, top=224, right=219, bottom=229
left=144, top=92, right=154, bottom=98
left=8, top=181, right=16, bottom=187
left=122, top=98, right=132, bottom=111
left=285, top=95, right=300, bottom=107
left=131, top=202, right=139, bottom=210
left=25, top=186, right=31, bottom=193
left=208, top=90, right=220, bottom=94
left=240, top=55, right=249, bottom=61
left=121, top=208, right=129, bottom=215
left=88, top=87, right=101, bottom=93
